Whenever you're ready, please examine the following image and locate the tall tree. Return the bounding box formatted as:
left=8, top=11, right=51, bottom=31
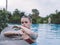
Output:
left=30, top=9, right=41, bottom=23
left=32, top=9, right=39, bottom=16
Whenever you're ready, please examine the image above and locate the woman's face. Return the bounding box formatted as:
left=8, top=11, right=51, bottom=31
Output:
left=21, top=18, right=31, bottom=28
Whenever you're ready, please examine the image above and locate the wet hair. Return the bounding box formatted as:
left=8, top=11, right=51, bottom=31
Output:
left=21, top=15, right=32, bottom=23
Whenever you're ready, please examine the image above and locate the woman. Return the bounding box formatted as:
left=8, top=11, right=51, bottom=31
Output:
left=4, top=16, right=38, bottom=45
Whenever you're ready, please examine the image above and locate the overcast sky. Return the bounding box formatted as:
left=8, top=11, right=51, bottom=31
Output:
left=0, top=0, right=60, bottom=17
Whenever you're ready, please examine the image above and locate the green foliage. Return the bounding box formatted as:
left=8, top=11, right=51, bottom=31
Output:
left=50, top=12, right=60, bottom=24
left=45, top=10, right=60, bottom=24
left=30, top=9, right=41, bottom=24
left=32, top=9, right=39, bottom=16
left=9, top=15, right=21, bottom=24
left=8, top=8, right=43, bottom=24
left=0, top=8, right=8, bottom=32
left=8, top=9, right=25, bottom=24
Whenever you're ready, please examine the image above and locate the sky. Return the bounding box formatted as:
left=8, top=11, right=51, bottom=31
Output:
left=0, top=0, right=60, bottom=17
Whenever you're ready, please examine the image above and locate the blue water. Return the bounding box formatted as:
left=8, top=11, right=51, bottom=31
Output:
left=36, top=24, right=60, bottom=45
left=0, top=24, right=60, bottom=45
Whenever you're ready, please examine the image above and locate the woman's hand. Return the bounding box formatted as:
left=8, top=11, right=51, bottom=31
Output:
left=12, top=25, right=26, bottom=29
left=12, top=26, right=19, bottom=28
left=4, top=30, right=24, bottom=37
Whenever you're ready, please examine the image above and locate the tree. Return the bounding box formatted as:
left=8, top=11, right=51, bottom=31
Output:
left=32, top=9, right=39, bottom=16
left=45, top=10, right=60, bottom=24
left=9, top=9, right=25, bottom=24
left=0, top=8, right=8, bottom=33
left=30, top=9, right=41, bottom=24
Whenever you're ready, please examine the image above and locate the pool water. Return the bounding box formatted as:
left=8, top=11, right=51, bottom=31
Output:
left=36, top=24, right=60, bottom=45
left=0, top=24, right=60, bottom=45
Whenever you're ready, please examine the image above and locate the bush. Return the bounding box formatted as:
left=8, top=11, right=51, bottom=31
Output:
left=0, top=9, right=8, bottom=33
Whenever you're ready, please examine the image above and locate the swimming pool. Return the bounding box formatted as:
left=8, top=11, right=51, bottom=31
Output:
left=0, top=24, right=60, bottom=45
left=36, top=24, right=60, bottom=45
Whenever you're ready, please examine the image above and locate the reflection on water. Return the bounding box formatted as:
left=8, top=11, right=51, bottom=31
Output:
left=37, top=24, right=60, bottom=45
left=0, top=24, right=60, bottom=45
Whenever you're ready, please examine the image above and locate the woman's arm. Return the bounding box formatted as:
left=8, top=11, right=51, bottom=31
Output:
left=20, top=26, right=38, bottom=40
left=3, top=30, right=24, bottom=37
left=13, top=25, right=38, bottom=40
left=29, top=32, right=38, bottom=40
